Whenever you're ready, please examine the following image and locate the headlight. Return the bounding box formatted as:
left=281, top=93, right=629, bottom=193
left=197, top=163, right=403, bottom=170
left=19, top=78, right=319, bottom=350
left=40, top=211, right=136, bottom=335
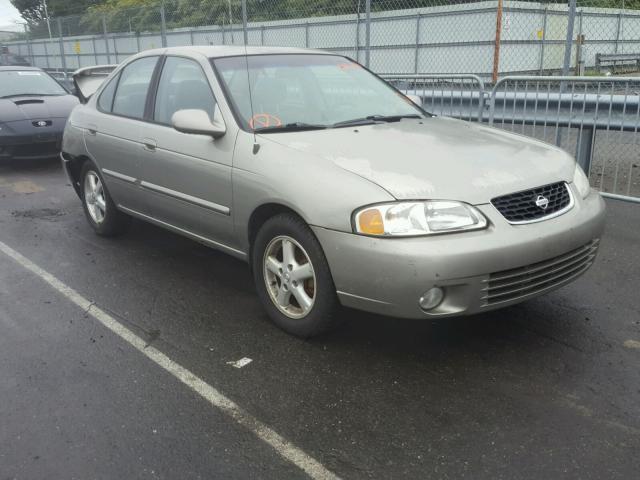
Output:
left=353, top=201, right=488, bottom=237
left=573, top=165, right=591, bottom=199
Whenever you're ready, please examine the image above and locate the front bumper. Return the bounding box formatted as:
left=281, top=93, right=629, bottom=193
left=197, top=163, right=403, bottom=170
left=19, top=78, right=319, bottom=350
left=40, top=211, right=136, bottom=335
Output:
left=313, top=184, right=606, bottom=319
left=0, top=133, right=62, bottom=161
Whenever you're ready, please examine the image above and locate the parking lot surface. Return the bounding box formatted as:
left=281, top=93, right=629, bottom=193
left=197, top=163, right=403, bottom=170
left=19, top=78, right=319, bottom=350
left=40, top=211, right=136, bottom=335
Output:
left=1, top=160, right=639, bottom=479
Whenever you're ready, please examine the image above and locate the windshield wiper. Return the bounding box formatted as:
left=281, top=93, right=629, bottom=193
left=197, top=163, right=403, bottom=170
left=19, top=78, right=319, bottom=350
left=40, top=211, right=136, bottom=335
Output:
left=254, top=122, right=328, bottom=133
left=333, top=114, right=422, bottom=128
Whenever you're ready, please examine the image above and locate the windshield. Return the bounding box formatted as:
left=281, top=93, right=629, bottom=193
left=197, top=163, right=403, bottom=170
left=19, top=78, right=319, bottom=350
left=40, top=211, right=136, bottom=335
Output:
left=0, top=70, right=67, bottom=97
left=212, top=54, right=423, bottom=132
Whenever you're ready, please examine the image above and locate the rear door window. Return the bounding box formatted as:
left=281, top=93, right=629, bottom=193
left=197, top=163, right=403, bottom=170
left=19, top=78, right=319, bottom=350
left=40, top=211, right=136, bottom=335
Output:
left=112, top=56, right=158, bottom=119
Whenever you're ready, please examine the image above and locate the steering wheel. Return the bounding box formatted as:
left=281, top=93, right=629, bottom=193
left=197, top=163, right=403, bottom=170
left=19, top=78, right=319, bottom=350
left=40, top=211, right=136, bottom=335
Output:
left=249, top=113, right=282, bottom=130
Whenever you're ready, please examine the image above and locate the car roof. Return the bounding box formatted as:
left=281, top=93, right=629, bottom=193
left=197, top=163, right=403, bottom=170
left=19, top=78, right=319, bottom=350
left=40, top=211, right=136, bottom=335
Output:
left=136, top=45, right=335, bottom=59
left=0, top=65, right=41, bottom=72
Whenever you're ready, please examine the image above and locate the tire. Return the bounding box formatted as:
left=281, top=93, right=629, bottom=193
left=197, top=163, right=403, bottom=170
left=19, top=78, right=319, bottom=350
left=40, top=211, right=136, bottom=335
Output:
left=252, top=213, right=341, bottom=337
left=80, top=160, right=130, bottom=236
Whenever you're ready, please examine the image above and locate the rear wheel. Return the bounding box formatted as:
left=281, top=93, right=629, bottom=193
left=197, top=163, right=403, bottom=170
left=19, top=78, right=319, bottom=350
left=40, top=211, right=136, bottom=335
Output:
left=80, top=161, right=130, bottom=236
left=252, top=213, right=340, bottom=337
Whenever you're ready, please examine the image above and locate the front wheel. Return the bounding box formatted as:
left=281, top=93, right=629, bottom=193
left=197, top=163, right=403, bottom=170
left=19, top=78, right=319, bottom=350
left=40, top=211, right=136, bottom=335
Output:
left=252, top=213, right=341, bottom=337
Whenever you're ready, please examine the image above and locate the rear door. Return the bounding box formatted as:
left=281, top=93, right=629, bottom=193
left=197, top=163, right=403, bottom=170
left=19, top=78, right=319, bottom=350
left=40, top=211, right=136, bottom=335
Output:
left=138, top=55, right=235, bottom=247
left=83, top=56, right=159, bottom=214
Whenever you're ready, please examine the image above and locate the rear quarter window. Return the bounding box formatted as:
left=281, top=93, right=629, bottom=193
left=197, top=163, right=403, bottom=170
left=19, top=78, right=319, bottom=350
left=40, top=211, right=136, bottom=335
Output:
left=97, top=73, right=120, bottom=112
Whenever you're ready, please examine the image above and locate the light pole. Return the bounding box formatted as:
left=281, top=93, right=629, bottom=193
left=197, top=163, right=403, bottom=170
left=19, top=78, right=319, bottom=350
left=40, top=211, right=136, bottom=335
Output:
left=43, top=0, right=52, bottom=39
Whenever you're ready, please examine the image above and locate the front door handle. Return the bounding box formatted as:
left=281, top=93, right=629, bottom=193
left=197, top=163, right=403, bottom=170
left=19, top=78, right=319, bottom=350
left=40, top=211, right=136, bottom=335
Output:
left=142, top=138, right=157, bottom=151
left=87, top=124, right=98, bottom=136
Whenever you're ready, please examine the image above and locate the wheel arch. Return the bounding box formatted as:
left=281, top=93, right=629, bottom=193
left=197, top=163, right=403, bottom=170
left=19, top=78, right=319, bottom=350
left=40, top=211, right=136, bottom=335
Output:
left=63, top=153, right=92, bottom=198
left=247, top=203, right=308, bottom=265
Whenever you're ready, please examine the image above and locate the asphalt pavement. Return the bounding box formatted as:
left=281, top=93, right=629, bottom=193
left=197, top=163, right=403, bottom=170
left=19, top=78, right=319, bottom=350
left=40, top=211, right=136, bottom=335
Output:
left=1, top=159, right=639, bottom=479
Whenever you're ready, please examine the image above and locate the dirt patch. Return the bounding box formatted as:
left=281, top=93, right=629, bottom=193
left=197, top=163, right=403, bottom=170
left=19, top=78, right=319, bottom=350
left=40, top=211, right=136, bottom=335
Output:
left=11, top=208, right=67, bottom=221
left=10, top=181, right=45, bottom=194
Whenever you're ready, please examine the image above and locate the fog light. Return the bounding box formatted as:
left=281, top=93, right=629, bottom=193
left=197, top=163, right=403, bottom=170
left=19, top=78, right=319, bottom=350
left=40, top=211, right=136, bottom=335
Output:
left=419, top=287, right=444, bottom=311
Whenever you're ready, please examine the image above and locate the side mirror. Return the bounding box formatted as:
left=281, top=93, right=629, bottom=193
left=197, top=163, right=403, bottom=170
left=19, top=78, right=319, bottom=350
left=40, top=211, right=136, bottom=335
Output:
left=406, top=94, right=423, bottom=107
left=171, top=108, right=226, bottom=138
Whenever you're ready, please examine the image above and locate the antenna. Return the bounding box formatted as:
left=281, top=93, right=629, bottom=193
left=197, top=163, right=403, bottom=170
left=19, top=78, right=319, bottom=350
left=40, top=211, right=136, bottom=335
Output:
left=241, top=0, right=259, bottom=153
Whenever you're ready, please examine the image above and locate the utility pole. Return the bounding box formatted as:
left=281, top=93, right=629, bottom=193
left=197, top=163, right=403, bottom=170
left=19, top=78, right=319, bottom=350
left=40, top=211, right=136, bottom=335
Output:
left=492, top=0, right=503, bottom=83
left=43, top=0, right=52, bottom=39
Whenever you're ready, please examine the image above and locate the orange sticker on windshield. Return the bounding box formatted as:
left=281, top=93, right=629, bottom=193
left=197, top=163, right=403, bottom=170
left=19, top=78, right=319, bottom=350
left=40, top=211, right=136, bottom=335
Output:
left=337, top=63, right=361, bottom=70
left=249, top=113, right=282, bottom=130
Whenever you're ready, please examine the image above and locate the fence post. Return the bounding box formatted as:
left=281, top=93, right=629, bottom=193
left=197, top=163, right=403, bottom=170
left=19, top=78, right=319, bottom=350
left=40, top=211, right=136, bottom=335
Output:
left=561, top=0, right=577, bottom=76
left=43, top=41, right=50, bottom=69
left=160, top=3, right=168, bottom=47
left=56, top=17, right=67, bottom=73
left=492, top=0, right=503, bottom=83
left=365, top=0, right=371, bottom=68
left=414, top=13, right=421, bottom=74
left=556, top=0, right=577, bottom=147
left=575, top=10, right=584, bottom=75
left=355, top=8, right=360, bottom=61
left=538, top=6, right=547, bottom=74
left=91, top=36, right=98, bottom=65
left=304, top=23, right=308, bottom=48
left=102, top=15, right=111, bottom=64
left=113, top=35, right=119, bottom=63
left=576, top=125, right=595, bottom=174
left=24, top=24, right=35, bottom=67
left=242, top=0, right=248, bottom=46
left=614, top=11, right=622, bottom=54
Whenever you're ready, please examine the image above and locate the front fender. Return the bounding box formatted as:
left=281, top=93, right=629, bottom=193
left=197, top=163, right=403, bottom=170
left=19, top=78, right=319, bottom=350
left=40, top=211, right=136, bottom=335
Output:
left=231, top=132, right=394, bottom=252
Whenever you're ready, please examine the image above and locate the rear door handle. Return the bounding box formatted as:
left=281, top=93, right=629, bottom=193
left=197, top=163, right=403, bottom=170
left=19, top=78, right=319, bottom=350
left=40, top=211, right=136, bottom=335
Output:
left=87, top=124, right=98, bottom=136
left=142, top=138, right=157, bottom=151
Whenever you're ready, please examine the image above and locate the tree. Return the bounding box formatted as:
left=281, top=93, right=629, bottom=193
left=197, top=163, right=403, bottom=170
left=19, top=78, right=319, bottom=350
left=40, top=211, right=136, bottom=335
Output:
left=11, top=0, right=103, bottom=23
left=10, top=0, right=46, bottom=23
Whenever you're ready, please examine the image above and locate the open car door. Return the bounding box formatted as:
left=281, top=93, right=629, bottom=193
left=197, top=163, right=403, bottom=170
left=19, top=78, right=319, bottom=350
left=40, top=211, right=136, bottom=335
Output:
left=73, top=65, right=118, bottom=103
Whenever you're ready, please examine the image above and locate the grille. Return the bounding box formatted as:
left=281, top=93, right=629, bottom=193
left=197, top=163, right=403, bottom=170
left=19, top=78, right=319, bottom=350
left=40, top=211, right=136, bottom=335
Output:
left=482, top=239, right=599, bottom=306
left=10, top=142, right=59, bottom=158
left=491, top=182, right=572, bottom=223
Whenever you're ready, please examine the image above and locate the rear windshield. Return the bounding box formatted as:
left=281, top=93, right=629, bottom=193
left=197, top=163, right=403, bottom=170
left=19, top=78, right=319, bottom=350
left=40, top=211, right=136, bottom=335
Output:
left=0, top=70, right=67, bottom=98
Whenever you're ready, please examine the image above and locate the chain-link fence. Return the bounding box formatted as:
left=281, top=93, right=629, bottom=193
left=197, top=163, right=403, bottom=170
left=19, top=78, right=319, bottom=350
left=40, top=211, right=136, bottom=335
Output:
left=3, top=1, right=639, bottom=200
left=4, top=0, right=640, bottom=79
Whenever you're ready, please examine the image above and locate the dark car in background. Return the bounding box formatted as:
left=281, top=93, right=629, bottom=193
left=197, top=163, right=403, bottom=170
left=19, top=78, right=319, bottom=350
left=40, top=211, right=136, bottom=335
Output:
left=0, top=46, right=30, bottom=67
left=0, top=66, right=78, bottom=162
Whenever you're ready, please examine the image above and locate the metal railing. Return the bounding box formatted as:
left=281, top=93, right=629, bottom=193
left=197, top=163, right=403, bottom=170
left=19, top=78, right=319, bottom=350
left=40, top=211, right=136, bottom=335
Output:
left=489, top=76, right=640, bottom=202
left=385, top=74, right=640, bottom=202
left=382, top=74, right=486, bottom=122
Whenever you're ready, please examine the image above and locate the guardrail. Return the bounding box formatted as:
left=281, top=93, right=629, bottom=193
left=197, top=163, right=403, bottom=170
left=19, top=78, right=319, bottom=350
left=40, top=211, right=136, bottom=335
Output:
left=382, top=74, right=486, bottom=123
left=384, top=74, right=640, bottom=202
left=489, top=76, right=640, bottom=202
left=595, top=53, right=640, bottom=74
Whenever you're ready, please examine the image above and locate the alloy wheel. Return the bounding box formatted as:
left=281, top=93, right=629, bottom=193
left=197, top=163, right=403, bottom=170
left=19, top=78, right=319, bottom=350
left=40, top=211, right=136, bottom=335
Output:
left=84, top=170, right=106, bottom=224
left=263, top=235, right=316, bottom=319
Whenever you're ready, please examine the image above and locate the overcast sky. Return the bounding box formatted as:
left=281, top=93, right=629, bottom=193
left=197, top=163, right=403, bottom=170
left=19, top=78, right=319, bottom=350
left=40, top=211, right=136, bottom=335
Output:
left=0, top=0, right=22, bottom=29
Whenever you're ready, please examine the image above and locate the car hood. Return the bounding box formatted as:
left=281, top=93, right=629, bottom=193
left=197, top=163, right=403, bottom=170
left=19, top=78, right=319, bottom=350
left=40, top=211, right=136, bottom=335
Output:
left=0, top=94, right=79, bottom=123
left=261, top=117, right=577, bottom=205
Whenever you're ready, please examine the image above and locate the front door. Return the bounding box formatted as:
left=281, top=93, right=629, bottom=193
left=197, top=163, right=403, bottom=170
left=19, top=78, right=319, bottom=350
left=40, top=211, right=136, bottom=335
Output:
left=139, top=55, right=235, bottom=247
